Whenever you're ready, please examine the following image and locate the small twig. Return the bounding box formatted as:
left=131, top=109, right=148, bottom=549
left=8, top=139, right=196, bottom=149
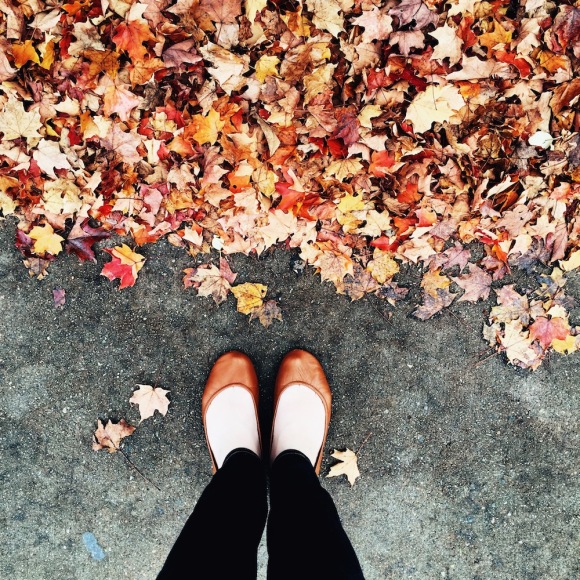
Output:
left=368, top=300, right=392, bottom=325
left=473, top=349, right=501, bottom=368
left=118, top=448, right=161, bottom=491
left=355, top=432, right=373, bottom=457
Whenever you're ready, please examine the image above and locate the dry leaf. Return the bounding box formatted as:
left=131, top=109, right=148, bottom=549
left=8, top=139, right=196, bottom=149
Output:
left=130, top=384, right=171, bottom=422
left=327, top=449, right=360, bottom=486
left=92, top=419, right=136, bottom=453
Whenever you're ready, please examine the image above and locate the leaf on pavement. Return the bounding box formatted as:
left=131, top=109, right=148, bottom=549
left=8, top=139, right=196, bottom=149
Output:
left=413, top=287, right=456, bottom=320
left=231, top=282, right=267, bottom=314
left=327, top=449, right=360, bottom=486
left=452, top=264, right=492, bottom=302
left=101, top=244, right=146, bottom=289
left=93, top=419, right=136, bottom=453
left=130, top=384, right=171, bottom=422
left=249, top=299, right=283, bottom=327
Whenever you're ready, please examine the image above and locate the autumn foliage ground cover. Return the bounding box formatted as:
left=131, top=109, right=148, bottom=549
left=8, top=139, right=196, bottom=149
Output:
left=0, top=0, right=579, bottom=369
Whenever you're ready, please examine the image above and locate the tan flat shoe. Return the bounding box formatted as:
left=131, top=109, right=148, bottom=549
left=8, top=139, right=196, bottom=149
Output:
left=272, top=349, right=332, bottom=475
left=202, top=351, right=261, bottom=473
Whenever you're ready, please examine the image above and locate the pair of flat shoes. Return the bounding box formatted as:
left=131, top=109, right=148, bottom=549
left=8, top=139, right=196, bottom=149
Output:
left=201, top=349, right=332, bottom=474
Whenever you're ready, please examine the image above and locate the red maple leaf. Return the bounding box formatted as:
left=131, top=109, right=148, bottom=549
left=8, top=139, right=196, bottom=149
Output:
left=66, top=218, right=110, bottom=262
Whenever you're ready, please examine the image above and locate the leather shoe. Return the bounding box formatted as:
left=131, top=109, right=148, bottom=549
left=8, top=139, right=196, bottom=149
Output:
left=202, top=351, right=261, bottom=473
left=271, top=349, right=332, bottom=474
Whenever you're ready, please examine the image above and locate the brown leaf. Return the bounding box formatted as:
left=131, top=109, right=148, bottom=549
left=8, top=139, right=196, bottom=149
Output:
left=452, top=264, right=492, bottom=303
left=92, top=419, right=136, bottom=453
left=249, top=299, right=283, bottom=327
left=413, top=288, right=456, bottom=320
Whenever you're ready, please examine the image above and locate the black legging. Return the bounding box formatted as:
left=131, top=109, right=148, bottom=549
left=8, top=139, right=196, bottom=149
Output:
left=157, top=448, right=365, bottom=579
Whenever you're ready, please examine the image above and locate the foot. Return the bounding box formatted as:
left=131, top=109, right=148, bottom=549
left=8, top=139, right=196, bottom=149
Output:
left=270, top=350, right=332, bottom=474
left=202, top=352, right=261, bottom=471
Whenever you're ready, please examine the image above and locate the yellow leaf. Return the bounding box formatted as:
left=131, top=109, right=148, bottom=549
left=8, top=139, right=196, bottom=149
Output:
left=39, top=39, right=55, bottom=70
left=421, top=268, right=452, bottom=298
left=110, top=244, right=145, bottom=271
left=325, top=159, right=364, bottom=182
left=0, top=191, right=18, bottom=216
left=337, top=193, right=365, bottom=212
left=29, top=223, right=64, bottom=255
left=552, top=335, right=578, bottom=354
left=367, top=250, right=399, bottom=284
left=254, top=55, right=280, bottom=82
left=231, top=282, right=267, bottom=314
left=357, top=104, right=382, bottom=129
left=405, top=84, right=465, bottom=134
left=192, top=108, right=224, bottom=145
left=560, top=250, right=580, bottom=272
left=326, top=449, right=360, bottom=486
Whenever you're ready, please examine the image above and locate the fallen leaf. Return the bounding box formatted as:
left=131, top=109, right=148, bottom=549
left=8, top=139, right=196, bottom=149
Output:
left=405, top=85, right=465, bottom=134
left=327, top=449, right=360, bottom=486
left=53, top=287, right=66, bottom=308
left=130, top=384, right=170, bottom=422
left=92, top=419, right=136, bottom=452
left=529, top=317, right=570, bottom=350
left=452, top=264, right=492, bottom=302
left=0, top=96, right=42, bottom=142
left=413, top=287, right=456, bottom=320
left=28, top=223, right=64, bottom=255
left=101, top=244, right=146, bottom=289
left=183, top=262, right=233, bottom=304
left=231, top=282, right=267, bottom=314
left=249, top=299, right=283, bottom=327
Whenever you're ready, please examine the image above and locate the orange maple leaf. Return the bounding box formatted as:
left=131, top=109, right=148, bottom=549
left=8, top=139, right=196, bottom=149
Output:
left=112, top=21, right=156, bottom=62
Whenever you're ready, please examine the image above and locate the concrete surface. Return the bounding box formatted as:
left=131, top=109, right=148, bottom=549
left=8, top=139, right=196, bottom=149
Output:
left=0, top=219, right=579, bottom=580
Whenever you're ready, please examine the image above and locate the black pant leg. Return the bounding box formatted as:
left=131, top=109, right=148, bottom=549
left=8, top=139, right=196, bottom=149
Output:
left=267, top=450, right=364, bottom=580
left=158, top=448, right=268, bottom=580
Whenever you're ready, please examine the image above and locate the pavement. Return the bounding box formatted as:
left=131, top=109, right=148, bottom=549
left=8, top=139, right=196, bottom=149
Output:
left=0, top=219, right=579, bottom=580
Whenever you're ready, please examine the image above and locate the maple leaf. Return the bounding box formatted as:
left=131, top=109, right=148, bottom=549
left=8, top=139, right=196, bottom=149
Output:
left=389, top=0, right=437, bottom=29
left=500, top=321, right=542, bottom=370
left=32, top=140, right=72, bottom=178
left=183, top=259, right=235, bottom=304
left=452, top=264, right=492, bottom=302
left=421, top=268, right=451, bottom=298
left=231, top=282, right=267, bottom=315
left=112, top=20, right=156, bottom=62
left=413, top=287, right=456, bottom=320
left=352, top=8, right=392, bottom=43
left=389, top=30, right=425, bottom=57
left=93, top=419, right=136, bottom=453
left=405, top=85, right=465, bottom=134
left=367, top=250, right=399, bottom=284
left=429, top=23, right=462, bottom=66
left=327, top=449, right=360, bottom=486
left=529, top=317, right=570, bottom=350
left=42, top=179, right=82, bottom=215
left=198, top=0, right=241, bottom=24
left=130, top=384, right=170, bottom=422
left=0, top=96, right=42, bottom=143
left=23, top=257, right=51, bottom=279
left=101, top=244, right=146, bottom=290
left=11, top=39, right=40, bottom=67
left=341, top=264, right=379, bottom=301
left=249, top=299, right=283, bottom=327
left=28, top=223, right=64, bottom=255
left=65, top=218, right=111, bottom=263
left=305, top=0, right=344, bottom=37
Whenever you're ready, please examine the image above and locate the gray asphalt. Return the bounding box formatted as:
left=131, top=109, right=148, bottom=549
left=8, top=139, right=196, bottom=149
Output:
left=1, top=220, right=579, bottom=579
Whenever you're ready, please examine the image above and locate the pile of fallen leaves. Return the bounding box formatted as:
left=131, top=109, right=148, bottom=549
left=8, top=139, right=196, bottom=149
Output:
left=1, top=0, right=579, bottom=368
